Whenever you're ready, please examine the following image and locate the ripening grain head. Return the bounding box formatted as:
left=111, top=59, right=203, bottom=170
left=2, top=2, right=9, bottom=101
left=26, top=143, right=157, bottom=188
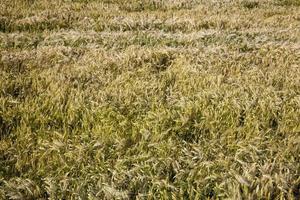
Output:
left=0, top=0, right=299, bottom=199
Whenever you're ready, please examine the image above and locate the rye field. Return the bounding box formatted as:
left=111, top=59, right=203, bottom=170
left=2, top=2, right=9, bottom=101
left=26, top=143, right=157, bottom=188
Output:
left=0, top=0, right=300, bottom=199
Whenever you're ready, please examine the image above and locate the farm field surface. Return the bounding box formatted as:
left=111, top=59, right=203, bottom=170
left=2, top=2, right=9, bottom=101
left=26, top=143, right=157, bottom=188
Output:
left=0, top=0, right=300, bottom=199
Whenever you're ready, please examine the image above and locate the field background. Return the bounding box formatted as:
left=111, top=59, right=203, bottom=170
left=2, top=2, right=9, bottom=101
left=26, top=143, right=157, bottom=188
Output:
left=0, top=0, right=300, bottom=199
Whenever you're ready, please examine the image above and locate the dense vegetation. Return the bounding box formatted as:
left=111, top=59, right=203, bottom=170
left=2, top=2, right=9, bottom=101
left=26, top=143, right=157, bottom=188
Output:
left=0, top=0, right=299, bottom=199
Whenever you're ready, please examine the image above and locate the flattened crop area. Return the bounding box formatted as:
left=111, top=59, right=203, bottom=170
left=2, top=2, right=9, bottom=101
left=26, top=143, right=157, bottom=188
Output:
left=0, top=0, right=299, bottom=199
